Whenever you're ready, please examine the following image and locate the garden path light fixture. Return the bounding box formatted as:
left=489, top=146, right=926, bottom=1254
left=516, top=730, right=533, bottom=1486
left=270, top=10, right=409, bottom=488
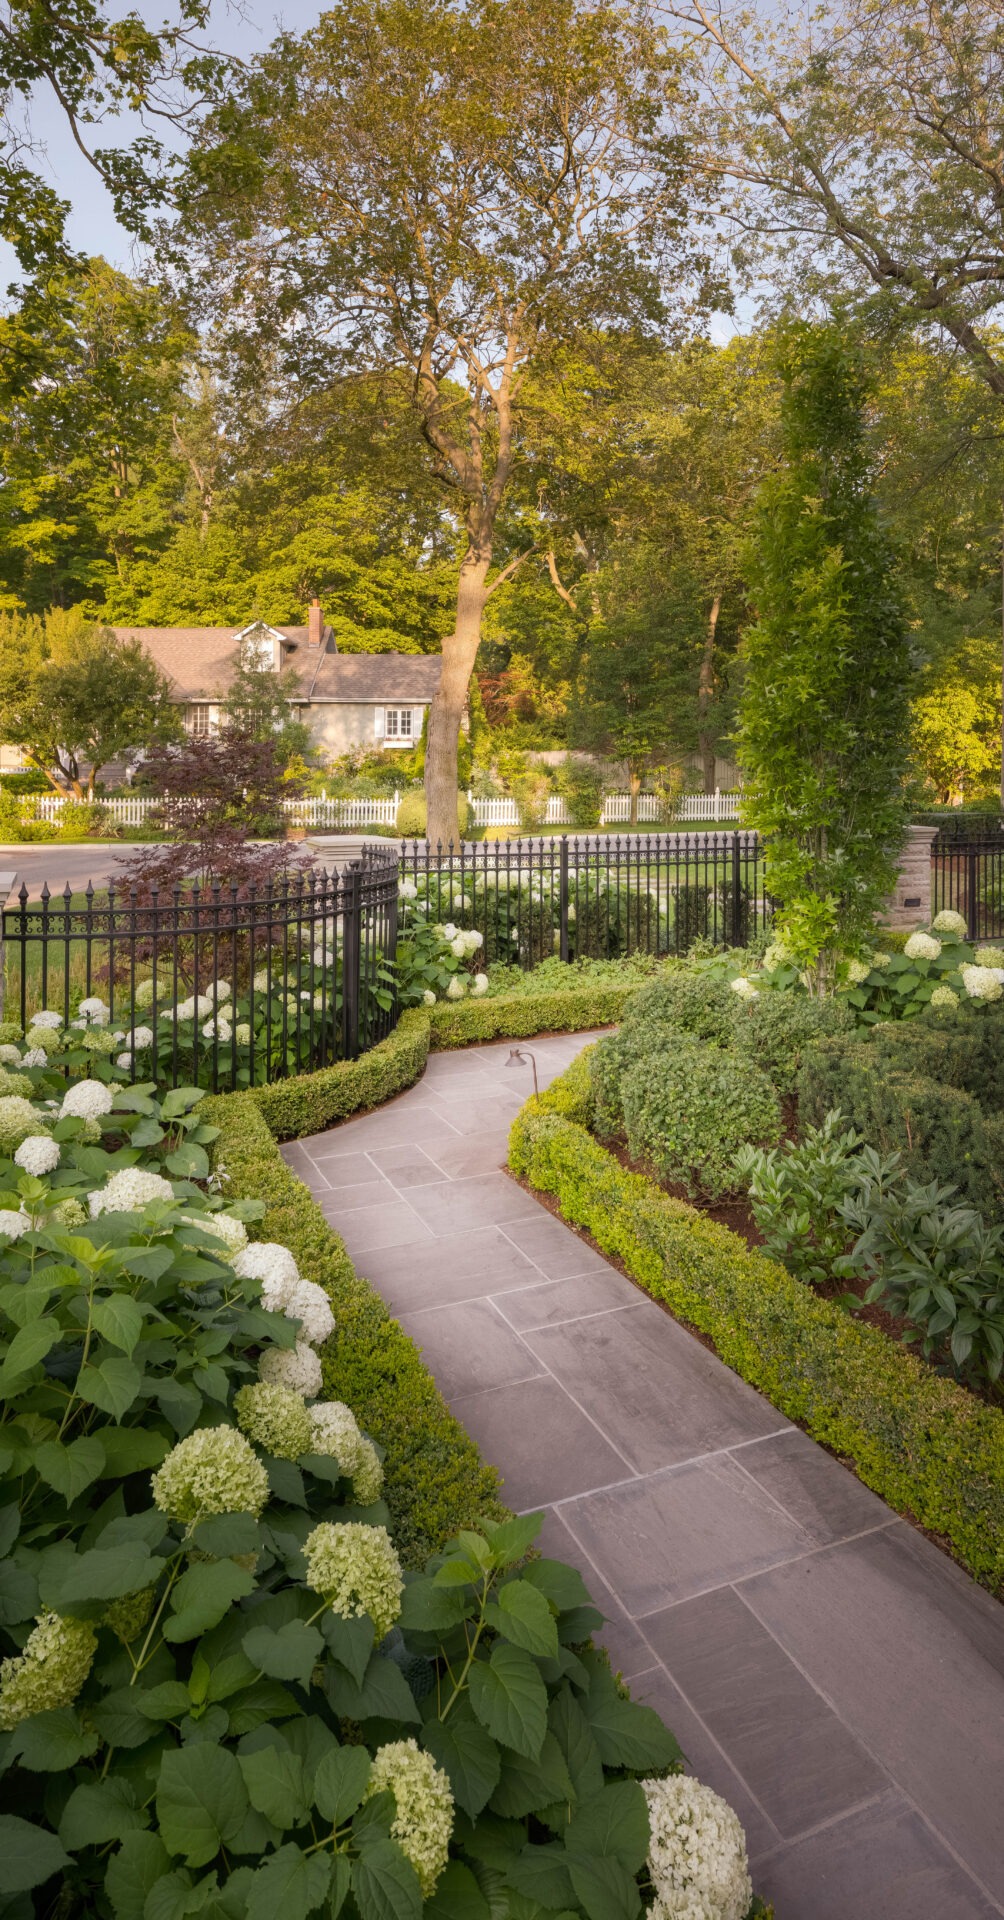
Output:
left=506, top=1045, right=539, bottom=1099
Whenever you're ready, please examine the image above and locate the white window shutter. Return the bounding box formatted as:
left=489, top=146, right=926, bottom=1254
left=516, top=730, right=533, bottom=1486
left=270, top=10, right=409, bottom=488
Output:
left=412, top=708, right=422, bottom=737
left=373, top=707, right=384, bottom=740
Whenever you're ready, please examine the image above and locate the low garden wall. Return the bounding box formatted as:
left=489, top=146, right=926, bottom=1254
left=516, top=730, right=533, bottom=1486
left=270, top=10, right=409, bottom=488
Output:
left=507, top=1050, right=1004, bottom=1594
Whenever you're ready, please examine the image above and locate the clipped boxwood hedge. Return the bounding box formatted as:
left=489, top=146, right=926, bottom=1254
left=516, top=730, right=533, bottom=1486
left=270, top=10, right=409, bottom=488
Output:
left=509, top=1051, right=1004, bottom=1593
left=206, top=1085, right=506, bottom=1564
left=427, top=981, right=639, bottom=1048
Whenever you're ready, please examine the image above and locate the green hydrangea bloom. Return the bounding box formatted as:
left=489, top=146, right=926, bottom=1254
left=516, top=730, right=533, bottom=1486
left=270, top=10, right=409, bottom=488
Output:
left=102, top=1589, right=155, bottom=1645
left=234, top=1382, right=312, bottom=1461
left=0, top=1097, right=48, bottom=1156
left=365, top=1740, right=454, bottom=1896
left=0, top=1613, right=97, bottom=1729
left=303, top=1521, right=403, bottom=1639
left=352, top=1438, right=384, bottom=1506
left=0, top=1070, right=35, bottom=1099
left=152, top=1426, right=270, bottom=1523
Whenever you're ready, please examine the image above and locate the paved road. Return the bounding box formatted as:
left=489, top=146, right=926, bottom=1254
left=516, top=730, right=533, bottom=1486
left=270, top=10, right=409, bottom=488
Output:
left=0, top=845, right=151, bottom=899
left=283, top=1033, right=1004, bottom=1920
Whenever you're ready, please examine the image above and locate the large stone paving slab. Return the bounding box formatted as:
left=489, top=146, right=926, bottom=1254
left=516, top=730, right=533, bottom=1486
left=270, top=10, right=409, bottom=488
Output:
left=289, top=1028, right=1004, bottom=1918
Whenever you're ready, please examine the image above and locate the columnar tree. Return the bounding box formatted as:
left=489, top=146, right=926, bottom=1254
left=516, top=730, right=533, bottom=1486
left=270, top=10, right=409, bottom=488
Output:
left=737, top=327, right=913, bottom=986
left=176, top=0, right=699, bottom=843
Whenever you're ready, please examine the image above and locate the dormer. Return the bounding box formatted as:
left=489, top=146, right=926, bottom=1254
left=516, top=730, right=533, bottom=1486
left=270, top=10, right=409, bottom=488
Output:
left=235, top=620, right=287, bottom=672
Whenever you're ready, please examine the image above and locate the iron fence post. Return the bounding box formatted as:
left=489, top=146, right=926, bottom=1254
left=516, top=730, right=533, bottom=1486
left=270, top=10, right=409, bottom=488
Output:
left=559, top=836, right=570, bottom=962
left=343, top=862, right=363, bottom=1059
left=966, top=845, right=979, bottom=940
left=731, top=832, right=742, bottom=945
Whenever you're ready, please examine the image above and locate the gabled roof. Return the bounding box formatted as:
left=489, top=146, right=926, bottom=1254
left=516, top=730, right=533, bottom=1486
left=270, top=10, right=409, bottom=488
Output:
left=112, top=627, right=441, bottom=705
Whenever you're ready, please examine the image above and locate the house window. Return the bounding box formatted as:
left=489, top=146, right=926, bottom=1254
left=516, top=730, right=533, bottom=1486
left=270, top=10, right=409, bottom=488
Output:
left=186, top=704, right=213, bottom=737
left=383, top=708, right=414, bottom=742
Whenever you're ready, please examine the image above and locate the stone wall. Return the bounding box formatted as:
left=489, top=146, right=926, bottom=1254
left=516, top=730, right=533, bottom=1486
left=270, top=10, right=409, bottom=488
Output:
left=882, top=824, right=937, bottom=929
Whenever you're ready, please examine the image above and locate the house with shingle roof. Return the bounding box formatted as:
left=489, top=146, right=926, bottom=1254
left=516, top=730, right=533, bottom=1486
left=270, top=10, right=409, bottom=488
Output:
left=111, top=602, right=442, bottom=757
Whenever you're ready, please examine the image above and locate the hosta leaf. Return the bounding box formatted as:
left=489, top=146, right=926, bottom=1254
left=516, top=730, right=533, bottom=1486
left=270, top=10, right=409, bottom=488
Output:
left=351, top=1838, right=422, bottom=1920
left=164, top=1560, right=256, bottom=1643
left=8, top=1707, right=99, bottom=1771
left=422, top=1703, right=501, bottom=1819
left=468, top=1645, right=548, bottom=1761
left=33, top=1436, right=107, bottom=1503
left=59, top=1779, right=148, bottom=1850
left=0, top=1816, right=69, bottom=1892
left=312, top=1744, right=372, bottom=1825
left=485, top=1581, right=558, bottom=1659
left=155, top=1745, right=249, bottom=1867
left=106, top=1833, right=172, bottom=1920
left=242, top=1620, right=324, bottom=1689
left=76, top=1355, right=143, bottom=1420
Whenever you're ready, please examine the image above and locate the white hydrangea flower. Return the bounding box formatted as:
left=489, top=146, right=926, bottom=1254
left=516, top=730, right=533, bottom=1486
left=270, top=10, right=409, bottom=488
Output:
left=309, top=1400, right=364, bottom=1474
left=932, top=909, right=968, bottom=938
left=234, top=1381, right=312, bottom=1460
left=471, top=973, right=489, bottom=996
left=352, top=1436, right=384, bottom=1505
left=89, top=1168, right=174, bottom=1216
left=0, top=1612, right=97, bottom=1731
left=398, top=880, right=418, bottom=900
left=763, top=942, right=789, bottom=969
left=961, top=964, right=1004, bottom=1002
left=77, top=997, right=109, bottom=1025
left=152, top=1426, right=270, bottom=1522
left=845, top=958, right=871, bottom=985
left=259, top=1338, right=323, bottom=1399
left=211, top=980, right=231, bottom=1002
left=930, top=985, right=959, bottom=1009
left=441, top=922, right=458, bottom=941
left=422, top=989, right=437, bottom=1006
left=14, top=1136, right=60, bottom=1176
left=870, top=951, right=891, bottom=969
left=29, top=1010, right=62, bottom=1030
left=194, top=994, right=214, bottom=1018
left=445, top=977, right=466, bottom=1001
left=235, top=1023, right=252, bottom=1044
left=312, top=946, right=335, bottom=967
left=20, top=1050, right=47, bottom=1068
left=0, top=1208, right=32, bottom=1239
left=365, top=1740, right=453, bottom=1896
left=0, top=1097, right=49, bottom=1156
left=284, top=1276, right=336, bottom=1346
left=303, top=1521, right=403, bottom=1638
left=60, top=1079, right=114, bottom=1120
left=129, top=1026, right=154, bottom=1050
left=252, top=969, right=272, bottom=992
left=24, top=1027, right=59, bottom=1055
left=201, top=1017, right=232, bottom=1042
left=904, top=931, right=941, bottom=961
left=643, top=1775, right=752, bottom=1920
left=115, top=1053, right=133, bottom=1070
left=728, top=976, right=758, bottom=1000
left=132, top=978, right=157, bottom=1009
left=174, top=998, right=196, bottom=1022
left=977, top=945, right=1004, bottom=968
left=465, top=928, right=484, bottom=950
left=189, top=1210, right=248, bottom=1255
left=233, top=1241, right=300, bottom=1294
left=0, top=1045, right=21, bottom=1066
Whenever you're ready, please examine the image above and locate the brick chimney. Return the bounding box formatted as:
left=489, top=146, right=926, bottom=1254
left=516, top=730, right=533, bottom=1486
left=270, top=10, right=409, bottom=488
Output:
left=307, top=597, right=323, bottom=649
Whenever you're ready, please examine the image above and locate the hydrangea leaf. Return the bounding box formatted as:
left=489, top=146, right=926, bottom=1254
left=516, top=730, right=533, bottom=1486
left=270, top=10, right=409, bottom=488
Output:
left=0, top=1816, right=70, bottom=1893
left=92, top=1293, right=145, bottom=1355
left=0, top=1318, right=60, bottom=1392
left=163, top=1561, right=256, bottom=1643
left=566, top=1852, right=641, bottom=1920
left=0, top=1558, right=38, bottom=1626
left=135, top=1683, right=194, bottom=1722
left=32, top=1436, right=107, bottom=1503
left=105, top=1831, right=172, bottom=1920
left=59, top=1779, right=149, bottom=1850
left=488, top=1732, right=576, bottom=1821
left=39, top=1545, right=164, bottom=1610
left=397, top=1574, right=470, bottom=1634
left=479, top=1514, right=543, bottom=1567
left=8, top=1707, right=99, bottom=1771
left=329, top=1855, right=351, bottom=1920
left=485, top=1581, right=559, bottom=1659
left=89, top=1686, right=161, bottom=1749
left=97, top=1428, right=171, bottom=1476
left=320, top=1611, right=374, bottom=1686
left=224, top=1679, right=302, bottom=1735
left=468, top=1645, right=548, bottom=1761
left=564, top=1780, right=650, bottom=1871
left=165, top=1144, right=210, bottom=1179
left=241, top=1619, right=325, bottom=1689
left=582, top=1661, right=682, bottom=1772
left=351, top=1837, right=423, bottom=1920
left=519, top=1559, right=593, bottom=1614
left=312, top=1743, right=372, bottom=1825
left=422, top=1701, right=501, bottom=1819
left=191, top=1514, right=261, bottom=1559
left=548, top=1688, right=604, bottom=1802
left=264, top=1457, right=306, bottom=1508
left=504, top=1842, right=576, bottom=1909
left=237, top=1748, right=308, bottom=1830
left=421, top=1861, right=491, bottom=1920
left=244, top=1846, right=331, bottom=1920
left=155, top=1745, right=250, bottom=1867
left=324, top=1654, right=422, bottom=1724
left=76, top=1355, right=143, bottom=1420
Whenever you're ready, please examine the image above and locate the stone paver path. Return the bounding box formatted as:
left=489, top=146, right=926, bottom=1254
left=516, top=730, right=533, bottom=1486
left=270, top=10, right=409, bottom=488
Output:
left=282, top=1032, right=1004, bottom=1918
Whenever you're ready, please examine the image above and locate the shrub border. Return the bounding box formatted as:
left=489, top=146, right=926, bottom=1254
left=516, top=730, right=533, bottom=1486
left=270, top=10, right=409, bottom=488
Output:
left=205, top=1084, right=506, bottom=1565
left=508, top=1051, right=1004, bottom=1593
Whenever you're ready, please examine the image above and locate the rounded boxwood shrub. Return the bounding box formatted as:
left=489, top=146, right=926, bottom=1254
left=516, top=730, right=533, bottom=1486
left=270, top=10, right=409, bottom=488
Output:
left=620, top=1040, right=782, bottom=1198
left=623, top=970, right=737, bottom=1045
left=396, top=789, right=469, bottom=840
left=730, top=990, right=854, bottom=1095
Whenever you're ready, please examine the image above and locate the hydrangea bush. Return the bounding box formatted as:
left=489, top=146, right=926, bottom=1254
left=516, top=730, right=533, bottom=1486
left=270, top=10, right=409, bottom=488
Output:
left=0, top=1070, right=765, bottom=1920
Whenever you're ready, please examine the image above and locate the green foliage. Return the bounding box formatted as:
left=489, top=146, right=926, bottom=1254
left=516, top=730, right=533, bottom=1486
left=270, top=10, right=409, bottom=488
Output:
left=737, top=326, right=913, bottom=978
left=220, top=651, right=315, bottom=770
left=0, top=611, right=181, bottom=797
left=735, top=1111, right=881, bottom=1286
left=510, top=1056, right=1004, bottom=1591
left=617, top=1042, right=781, bottom=1199
left=730, top=989, right=854, bottom=1095
left=396, top=791, right=469, bottom=841
left=844, top=927, right=977, bottom=1023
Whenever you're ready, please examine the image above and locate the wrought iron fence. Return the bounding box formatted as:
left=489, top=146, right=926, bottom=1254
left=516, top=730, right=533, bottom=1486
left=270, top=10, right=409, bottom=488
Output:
left=399, top=831, right=768, bottom=962
left=1, top=848, right=399, bottom=1092
left=932, top=830, right=1004, bottom=940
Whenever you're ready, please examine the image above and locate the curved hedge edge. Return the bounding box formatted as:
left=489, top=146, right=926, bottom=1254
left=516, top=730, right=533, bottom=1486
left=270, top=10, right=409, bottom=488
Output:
left=206, top=1087, right=507, bottom=1566
left=427, top=982, right=636, bottom=1049
left=508, top=1062, right=1004, bottom=1594
left=248, top=1007, right=432, bottom=1141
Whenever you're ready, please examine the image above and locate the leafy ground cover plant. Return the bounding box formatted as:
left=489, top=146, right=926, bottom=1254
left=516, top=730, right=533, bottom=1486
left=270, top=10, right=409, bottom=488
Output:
left=735, top=1113, right=896, bottom=1286
left=0, top=1067, right=764, bottom=1920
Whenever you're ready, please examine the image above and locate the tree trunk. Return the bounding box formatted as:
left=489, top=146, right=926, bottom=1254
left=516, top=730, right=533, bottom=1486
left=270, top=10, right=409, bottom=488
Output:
left=425, top=548, right=492, bottom=845
left=698, top=591, right=722, bottom=795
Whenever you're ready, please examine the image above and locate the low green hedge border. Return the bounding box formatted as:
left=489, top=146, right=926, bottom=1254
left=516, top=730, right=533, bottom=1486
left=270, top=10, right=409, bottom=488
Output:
left=248, top=985, right=630, bottom=1141
left=205, top=1085, right=506, bottom=1565
left=508, top=1051, right=1004, bottom=1593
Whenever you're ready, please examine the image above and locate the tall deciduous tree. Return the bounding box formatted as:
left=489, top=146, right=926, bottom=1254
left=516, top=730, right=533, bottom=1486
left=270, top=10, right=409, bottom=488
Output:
left=176, top=0, right=700, bottom=843
left=0, top=609, right=181, bottom=795
left=737, top=326, right=913, bottom=986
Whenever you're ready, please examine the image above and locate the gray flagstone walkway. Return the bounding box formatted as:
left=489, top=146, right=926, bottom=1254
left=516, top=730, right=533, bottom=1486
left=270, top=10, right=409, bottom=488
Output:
left=281, top=1031, right=1004, bottom=1918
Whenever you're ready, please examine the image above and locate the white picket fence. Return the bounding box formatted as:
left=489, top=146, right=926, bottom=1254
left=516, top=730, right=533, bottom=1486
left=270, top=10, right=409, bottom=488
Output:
left=27, top=786, right=741, bottom=831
